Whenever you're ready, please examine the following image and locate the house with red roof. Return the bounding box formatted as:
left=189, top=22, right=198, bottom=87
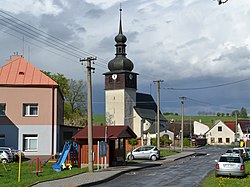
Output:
left=205, top=120, right=235, bottom=145
left=0, top=54, right=78, bottom=157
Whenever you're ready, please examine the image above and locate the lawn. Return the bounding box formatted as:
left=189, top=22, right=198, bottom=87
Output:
left=93, top=114, right=247, bottom=128
left=160, top=149, right=179, bottom=157
left=0, top=161, right=87, bottom=187
left=201, top=161, right=250, bottom=187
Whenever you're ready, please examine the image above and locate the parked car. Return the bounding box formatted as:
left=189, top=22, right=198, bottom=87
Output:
left=215, top=154, right=245, bottom=177
left=0, top=150, right=12, bottom=163
left=0, top=147, right=14, bottom=162
left=233, top=148, right=248, bottom=161
left=225, top=149, right=241, bottom=156
left=0, top=147, right=25, bottom=161
left=126, top=146, right=160, bottom=161
left=245, top=147, right=250, bottom=159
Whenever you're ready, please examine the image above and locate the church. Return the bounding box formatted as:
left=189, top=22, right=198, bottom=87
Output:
left=103, top=9, right=173, bottom=146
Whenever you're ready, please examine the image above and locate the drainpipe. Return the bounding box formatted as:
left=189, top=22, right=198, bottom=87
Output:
left=51, top=86, right=55, bottom=157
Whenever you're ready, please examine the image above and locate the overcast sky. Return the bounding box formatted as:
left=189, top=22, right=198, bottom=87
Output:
left=1, top=0, right=250, bottom=116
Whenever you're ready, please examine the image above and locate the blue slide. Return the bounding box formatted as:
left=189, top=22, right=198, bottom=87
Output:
left=52, top=142, right=72, bottom=172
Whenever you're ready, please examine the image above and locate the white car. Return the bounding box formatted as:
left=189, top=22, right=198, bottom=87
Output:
left=0, top=147, right=25, bottom=161
left=215, top=154, right=245, bottom=177
left=127, top=146, right=160, bottom=161
left=0, top=150, right=12, bottom=163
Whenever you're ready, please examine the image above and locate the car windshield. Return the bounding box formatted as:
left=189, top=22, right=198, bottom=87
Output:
left=233, top=150, right=240, bottom=153
left=219, top=156, right=241, bottom=163
left=226, top=150, right=233, bottom=153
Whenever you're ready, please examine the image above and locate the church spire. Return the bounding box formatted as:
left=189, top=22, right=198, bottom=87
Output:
left=119, top=5, right=123, bottom=35
left=107, top=6, right=133, bottom=72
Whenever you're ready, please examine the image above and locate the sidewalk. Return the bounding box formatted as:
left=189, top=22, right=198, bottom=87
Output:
left=30, top=151, right=196, bottom=187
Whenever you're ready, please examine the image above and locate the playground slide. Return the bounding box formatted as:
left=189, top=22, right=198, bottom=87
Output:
left=52, top=142, right=72, bottom=172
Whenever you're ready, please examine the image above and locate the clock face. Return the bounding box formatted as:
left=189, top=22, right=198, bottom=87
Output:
left=129, top=74, right=133, bottom=80
left=112, top=74, right=117, bottom=80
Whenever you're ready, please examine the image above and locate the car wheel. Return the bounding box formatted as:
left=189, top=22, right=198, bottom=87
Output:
left=2, top=159, right=7, bottom=163
left=128, top=155, right=134, bottom=160
left=151, top=155, right=157, bottom=161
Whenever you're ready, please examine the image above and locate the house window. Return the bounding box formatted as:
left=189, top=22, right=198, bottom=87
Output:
left=218, top=126, right=222, bottom=132
left=23, top=134, right=38, bottom=151
left=23, top=104, right=38, bottom=116
left=211, top=137, right=215, bottom=143
left=218, top=138, right=222, bottom=143
left=226, top=138, right=230, bottom=143
left=0, top=135, right=5, bottom=146
left=0, top=103, right=6, bottom=116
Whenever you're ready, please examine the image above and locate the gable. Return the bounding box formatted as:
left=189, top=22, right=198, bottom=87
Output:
left=206, top=120, right=234, bottom=135
left=0, top=55, right=58, bottom=86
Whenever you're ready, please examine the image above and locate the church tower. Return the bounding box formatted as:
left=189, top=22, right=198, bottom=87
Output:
left=104, top=8, right=138, bottom=128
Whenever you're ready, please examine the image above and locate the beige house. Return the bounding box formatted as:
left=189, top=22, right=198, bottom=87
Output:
left=206, top=120, right=235, bottom=145
left=0, top=54, right=77, bottom=156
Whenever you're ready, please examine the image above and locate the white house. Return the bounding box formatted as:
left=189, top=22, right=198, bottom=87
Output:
left=206, top=120, right=235, bottom=145
left=193, top=121, right=209, bottom=136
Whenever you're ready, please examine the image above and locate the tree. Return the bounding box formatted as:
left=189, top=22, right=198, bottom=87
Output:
left=43, top=71, right=87, bottom=126
left=240, top=107, right=248, bottom=118
left=128, top=138, right=138, bottom=160
left=231, top=110, right=240, bottom=117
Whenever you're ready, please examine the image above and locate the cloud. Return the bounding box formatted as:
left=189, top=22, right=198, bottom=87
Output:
left=85, top=0, right=122, bottom=9
left=1, top=0, right=63, bottom=16
left=84, top=9, right=105, bottom=19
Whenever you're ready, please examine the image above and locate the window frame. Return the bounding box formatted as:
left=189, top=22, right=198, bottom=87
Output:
left=23, top=103, right=39, bottom=116
left=0, top=134, right=5, bottom=146
left=211, top=137, right=215, bottom=143
left=218, top=138, right=223, bottom=143
left=23, top=134, right=38, bottom=152
left=218, top=126, right=222, bottom=132
left=0, top=103, right=6, bottom=116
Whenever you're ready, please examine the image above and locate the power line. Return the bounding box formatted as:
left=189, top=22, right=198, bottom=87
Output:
left=0, top=9, right=108, bottom=69
left=164, top=77, right=250, bottom=91
left=186, top=97, right=238, bottom=110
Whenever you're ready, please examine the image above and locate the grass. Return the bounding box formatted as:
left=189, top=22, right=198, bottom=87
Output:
left=160, top=149, right=179, bottom=157
left=201, top=161, right=250, bottom=187
left=93, top=114, right=248, bottom=128
left=93, top=114, right=106, bottom=125
left=0, top=161, right=87, bottom=187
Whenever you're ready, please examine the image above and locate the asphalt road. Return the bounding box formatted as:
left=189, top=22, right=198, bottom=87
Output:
left=93, top=146, right=229, bottom=187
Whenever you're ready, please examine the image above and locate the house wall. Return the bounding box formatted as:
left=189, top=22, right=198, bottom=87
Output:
left=133, top=110, right=142, bottom=138
left=193, top=121, right=209, bottom=136
left=206, top=121, right=235, bottom=145
left=0, top=86, right=62, bottom=156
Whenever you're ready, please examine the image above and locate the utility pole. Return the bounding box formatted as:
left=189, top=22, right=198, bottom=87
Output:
left=80, top=56, right=96, bottom=172
left=153, top=80, right=164, bottom=150
left=180, top=96, right=185, bottom=152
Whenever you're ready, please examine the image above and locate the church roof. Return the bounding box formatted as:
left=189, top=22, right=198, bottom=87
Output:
left=0, top=55, right=58, bottom=86
left=135, top=92, right=167, bottom=122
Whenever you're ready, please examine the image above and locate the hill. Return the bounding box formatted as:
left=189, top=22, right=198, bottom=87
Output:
left=93, top=114, right=249, bottom=128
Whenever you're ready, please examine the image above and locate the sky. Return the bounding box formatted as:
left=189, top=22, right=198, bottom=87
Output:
left=0, top=0, right=250, bottom=116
